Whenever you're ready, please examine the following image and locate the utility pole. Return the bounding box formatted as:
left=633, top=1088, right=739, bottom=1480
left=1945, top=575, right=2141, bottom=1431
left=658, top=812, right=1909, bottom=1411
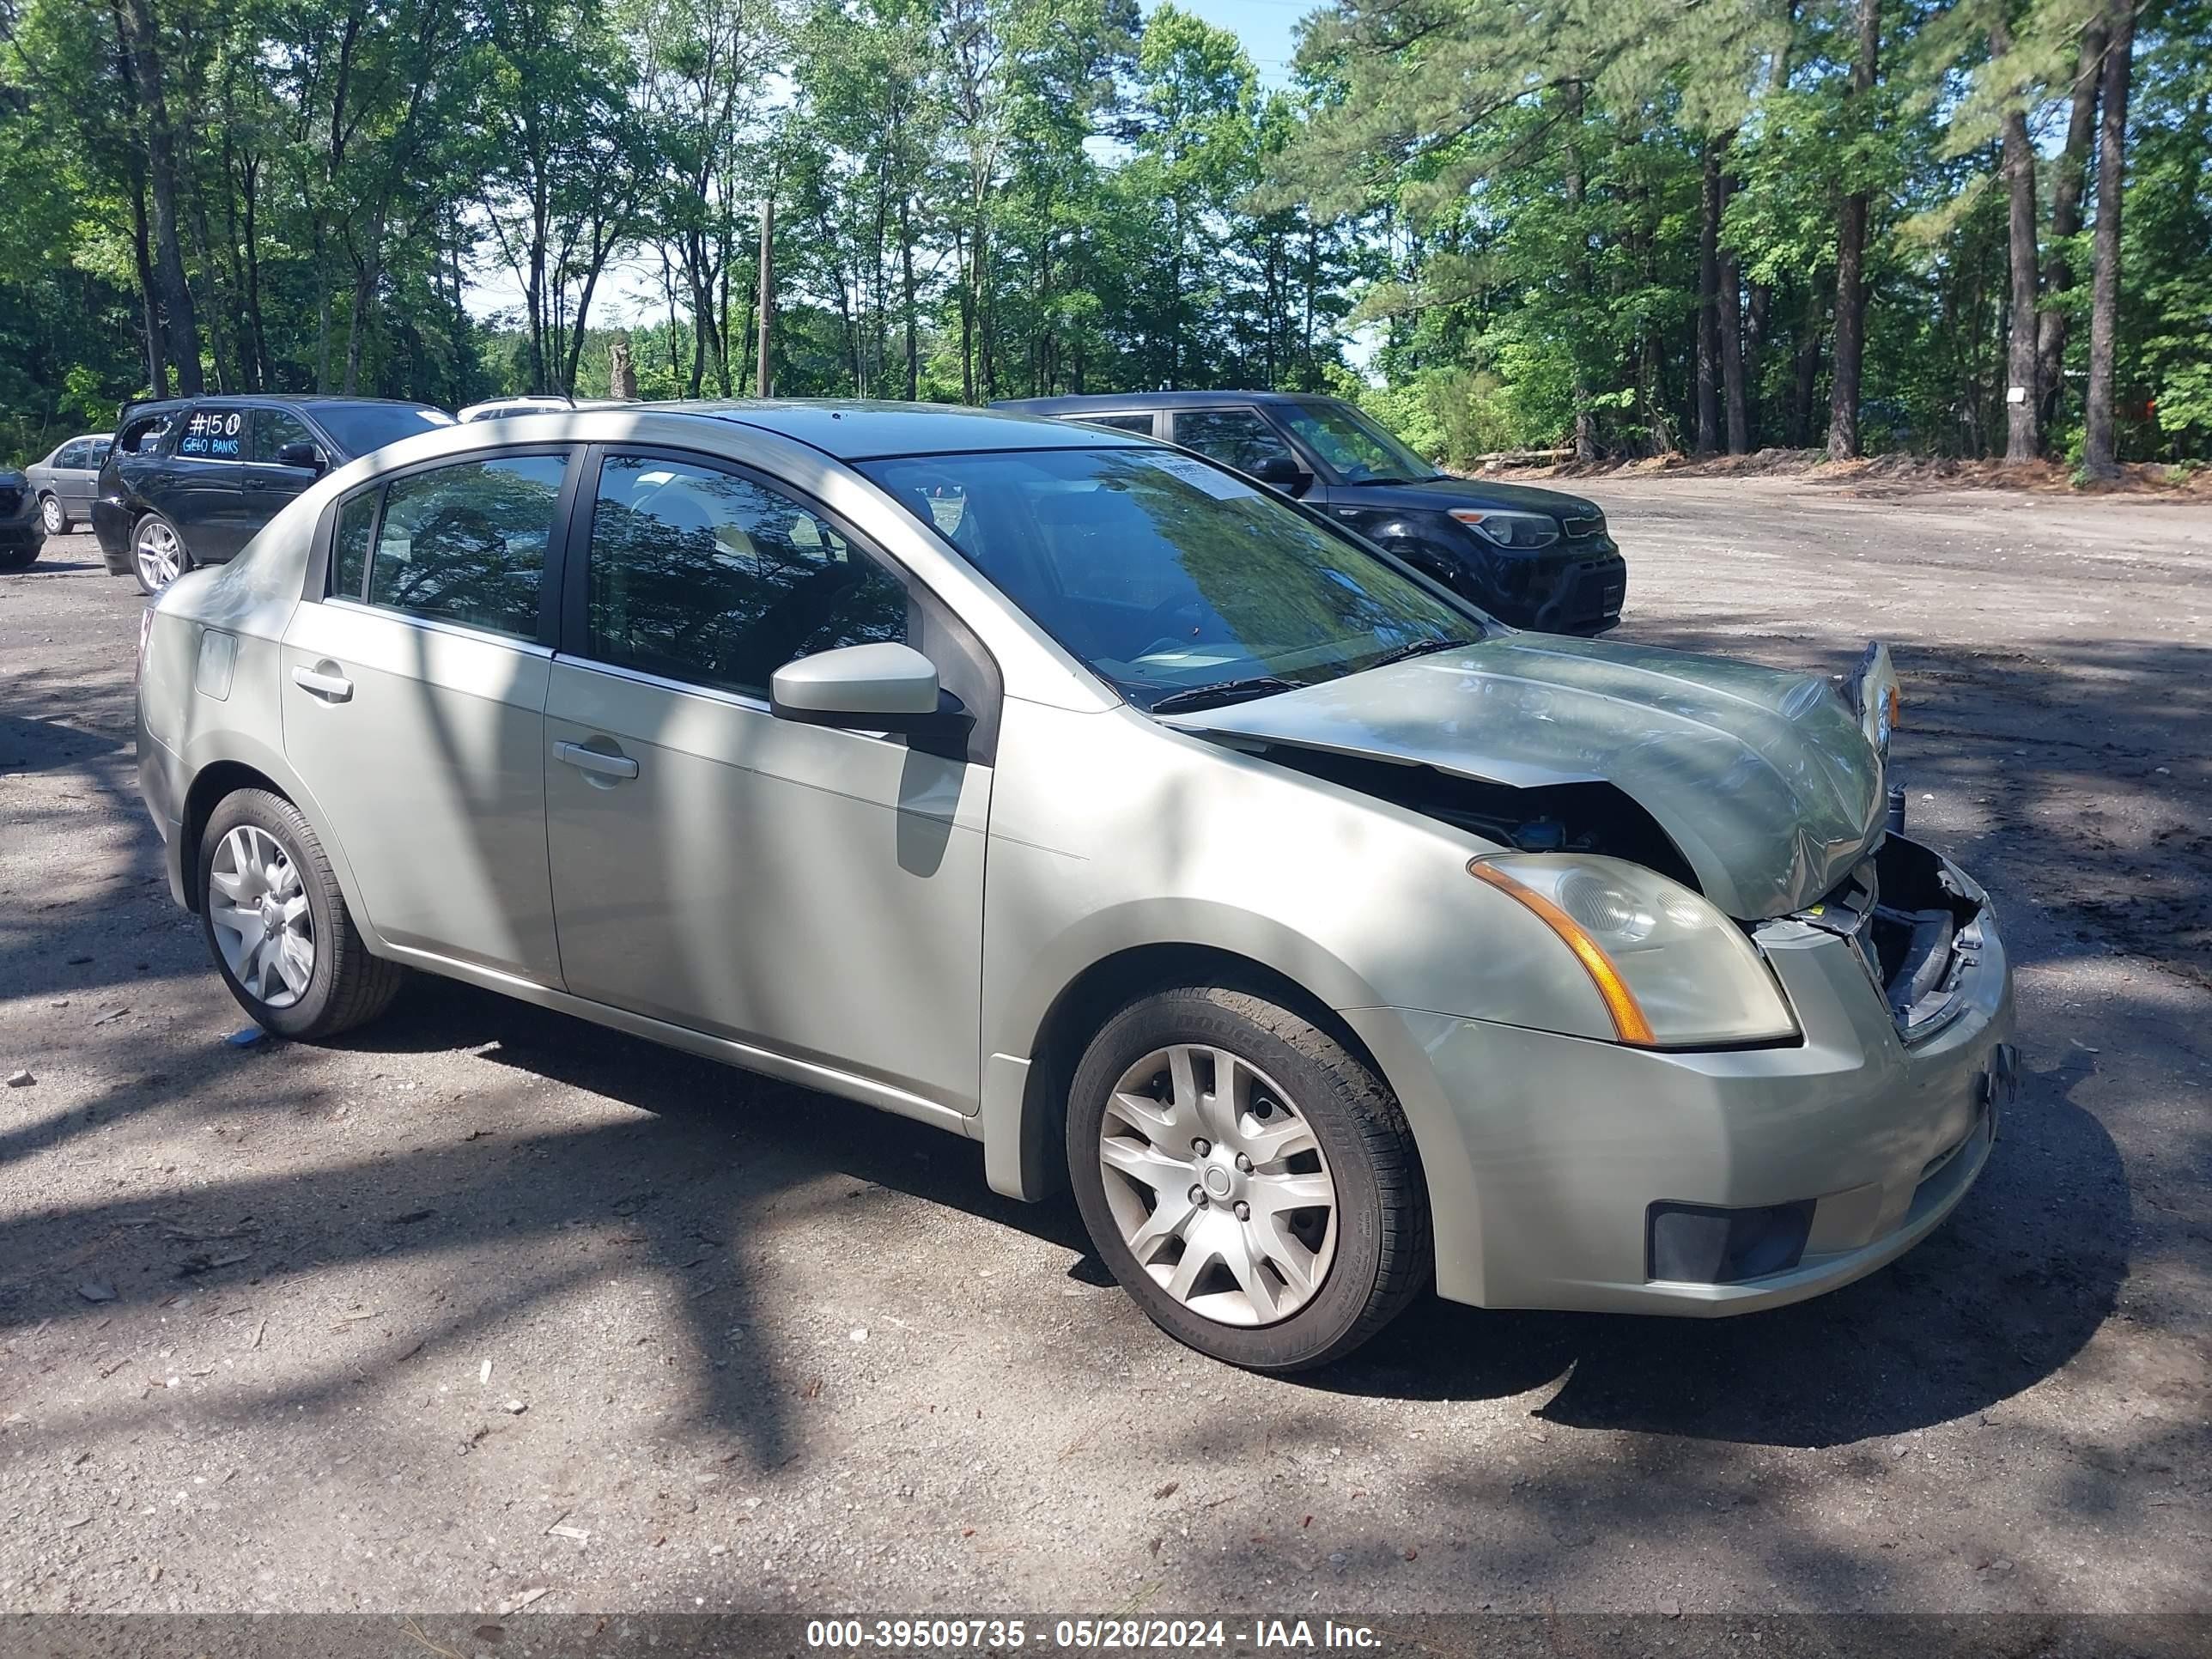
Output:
left=756, top=194, right=775, bottom=399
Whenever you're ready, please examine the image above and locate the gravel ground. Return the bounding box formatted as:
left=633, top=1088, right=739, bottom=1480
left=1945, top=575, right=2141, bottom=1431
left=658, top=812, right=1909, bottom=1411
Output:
left=1, top=480, right=2208, bottom=1621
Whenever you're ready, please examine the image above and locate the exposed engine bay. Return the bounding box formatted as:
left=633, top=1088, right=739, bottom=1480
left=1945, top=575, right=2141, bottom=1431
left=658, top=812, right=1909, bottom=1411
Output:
left=1767, top=833, right=1991, bottom=1040
left=1247, top=744, right=1704, bottom=891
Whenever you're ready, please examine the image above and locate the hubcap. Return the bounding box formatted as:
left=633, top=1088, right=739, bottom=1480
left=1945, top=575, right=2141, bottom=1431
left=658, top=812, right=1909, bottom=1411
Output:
left=1098, top=1044, right=1339, bottom=1328
left=135, top=522, right=180, bottom=589
left=41, top=496, right=62, bottom=533
left=207, top=825, right=314, bottom=1008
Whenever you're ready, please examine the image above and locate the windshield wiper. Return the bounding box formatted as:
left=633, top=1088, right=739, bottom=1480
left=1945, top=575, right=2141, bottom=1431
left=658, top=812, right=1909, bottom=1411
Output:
left=1364, top=636, right=1478, bottom=669
left=1147, top=676, right=1305, bottom=715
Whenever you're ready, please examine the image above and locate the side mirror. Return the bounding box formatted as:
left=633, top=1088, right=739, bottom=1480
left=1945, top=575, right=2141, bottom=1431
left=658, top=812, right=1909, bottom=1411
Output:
left=1253, top=454, right=1311, bottom=495
left=769, top=642, right=963, bottom=736
left=275, top=441, right=328, bottom=474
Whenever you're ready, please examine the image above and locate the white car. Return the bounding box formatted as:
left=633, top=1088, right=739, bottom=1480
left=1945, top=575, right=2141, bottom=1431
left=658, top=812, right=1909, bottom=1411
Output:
left=455, top=396, right=635, bottom=423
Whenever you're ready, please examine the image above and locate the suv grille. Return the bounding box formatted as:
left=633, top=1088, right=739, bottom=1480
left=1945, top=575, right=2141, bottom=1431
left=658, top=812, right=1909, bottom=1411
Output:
left=0, top=485, right=21, bottom=514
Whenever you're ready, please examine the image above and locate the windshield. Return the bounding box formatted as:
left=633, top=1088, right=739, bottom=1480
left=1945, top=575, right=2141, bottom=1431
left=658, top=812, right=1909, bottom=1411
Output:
left=315, top=404, right=455, bottom=459
left=1274, top=400, right=1439, bottom=484
left=860, top=447, right=1486, bottom=711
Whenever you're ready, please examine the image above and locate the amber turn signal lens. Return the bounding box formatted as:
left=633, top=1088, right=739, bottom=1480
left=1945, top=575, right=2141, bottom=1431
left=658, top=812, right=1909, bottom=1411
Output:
left=1468, top=859, right=1659, bottom=1046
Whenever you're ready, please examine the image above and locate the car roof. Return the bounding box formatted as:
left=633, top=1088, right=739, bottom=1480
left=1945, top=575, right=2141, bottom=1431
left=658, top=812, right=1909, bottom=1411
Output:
left=990, top=390, right=1332, bottom=415
left=660, top=399, right=1148, bottom=461
left=121, top=395, right=441, bottom=415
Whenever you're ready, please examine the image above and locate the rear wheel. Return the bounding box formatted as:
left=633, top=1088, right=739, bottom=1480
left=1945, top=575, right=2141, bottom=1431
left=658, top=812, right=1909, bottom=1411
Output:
left=132, top=513, right=187, bottom=596
left=40, top=494, right=67, bottom=534
left=197, top=788, right=403, bottom=1040
left=1067, top=987, right=1430, bottom=1371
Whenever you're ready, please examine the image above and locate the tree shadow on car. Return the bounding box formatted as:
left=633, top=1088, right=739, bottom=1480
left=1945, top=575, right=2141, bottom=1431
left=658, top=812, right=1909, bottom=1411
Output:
left=1297, top=1044, right=2126, bottom=1447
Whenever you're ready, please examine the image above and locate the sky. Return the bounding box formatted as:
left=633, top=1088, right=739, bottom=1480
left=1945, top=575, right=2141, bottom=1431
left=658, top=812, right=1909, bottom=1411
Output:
left=461, top=0, right=1315, bottom=326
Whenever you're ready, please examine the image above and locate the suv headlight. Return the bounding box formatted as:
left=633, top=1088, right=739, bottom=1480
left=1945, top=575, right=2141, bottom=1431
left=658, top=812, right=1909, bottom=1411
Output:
left=1449, top=507, right=1559, bottom=549
left=1469, top=854, right=1799, bottom=1048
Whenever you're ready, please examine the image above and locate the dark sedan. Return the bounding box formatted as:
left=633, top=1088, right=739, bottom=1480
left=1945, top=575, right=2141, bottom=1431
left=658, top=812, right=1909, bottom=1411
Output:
left=993, top=391, right=1626, bottom=634
left=94, top=395, right=454, bottom=594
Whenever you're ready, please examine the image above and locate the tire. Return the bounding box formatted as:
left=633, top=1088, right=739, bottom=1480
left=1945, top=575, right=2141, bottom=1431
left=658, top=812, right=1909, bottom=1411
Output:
left=1066, top=987, right=1431, bottom=1372
left=40, top=493, right=67, bottom=535
left=197, top=788, right=404, bottom=1041
left=0, top=543, right=35, bottom=573
left=131, top=511, right=189, bottom=596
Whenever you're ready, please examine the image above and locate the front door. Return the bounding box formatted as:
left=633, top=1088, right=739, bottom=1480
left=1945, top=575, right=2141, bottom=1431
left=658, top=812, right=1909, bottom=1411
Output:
left=544, top=448, right=993, bottom=1111
left=1166, top=406, right=1322, bottom=505
left=241, top=408, right=323, bottom=547
left=280, top=450, right=574, bottom=982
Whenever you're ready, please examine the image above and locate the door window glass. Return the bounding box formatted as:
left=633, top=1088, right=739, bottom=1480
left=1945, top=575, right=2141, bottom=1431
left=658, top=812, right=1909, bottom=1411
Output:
left=174, top=406, right=246, bottom=462
left=332, top=489, right=377, bottom=601
left=252, top=408, right=317, bottom=465
left=1170, top=409, right=1299, bottom=476
left=586, top=453, right=909, bottom=697
left=58, top=440, right=94, bottom=469
left=367, top=454, right=566, bottom=640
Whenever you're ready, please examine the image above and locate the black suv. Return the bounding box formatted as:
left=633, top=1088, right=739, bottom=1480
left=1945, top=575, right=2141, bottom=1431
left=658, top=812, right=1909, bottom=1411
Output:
left=94, top=395, right=454, bottom=594
left=993, top=392, right=1626, bottom=633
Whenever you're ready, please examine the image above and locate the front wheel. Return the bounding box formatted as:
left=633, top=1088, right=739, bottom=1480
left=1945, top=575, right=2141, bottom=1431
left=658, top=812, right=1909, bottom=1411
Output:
left=40, top=494, right=67, bottom=535
left=132, top=512, right=188, bottom=596
left=1066, top=987, right=1431, bottom=1371
left=198, top=788, right=404, bottom=1040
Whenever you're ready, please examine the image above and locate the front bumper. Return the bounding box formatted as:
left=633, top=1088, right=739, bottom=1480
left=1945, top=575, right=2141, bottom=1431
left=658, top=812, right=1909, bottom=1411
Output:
left=138, top=717, right=191, bottom=910
left=1346, top=840, right=2014, bottom=1316
left=0, top=497, right=42, bottom=550
left=1478, top=540, right=1626, bottom=635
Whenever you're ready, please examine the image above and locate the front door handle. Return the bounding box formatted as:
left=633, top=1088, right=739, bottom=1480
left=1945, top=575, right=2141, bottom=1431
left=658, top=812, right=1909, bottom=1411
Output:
left=291, top=663, right=353, bottom=702
left=555, top=739, right=639, bottom=780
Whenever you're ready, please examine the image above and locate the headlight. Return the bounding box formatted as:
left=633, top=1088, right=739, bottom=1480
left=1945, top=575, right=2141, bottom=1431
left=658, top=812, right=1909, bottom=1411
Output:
left=1469, top=854, right=1799, bottom=1048
left=1449, top=507, right=1559, bottom=549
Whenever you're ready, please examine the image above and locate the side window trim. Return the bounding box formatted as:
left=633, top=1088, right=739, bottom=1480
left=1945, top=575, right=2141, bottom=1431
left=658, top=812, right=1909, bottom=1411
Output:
left=1170, top=405, right=1320, bottom=479
left=559, top=441, right=1002, bottom=764
left=301, top=444, right=580, bottom=646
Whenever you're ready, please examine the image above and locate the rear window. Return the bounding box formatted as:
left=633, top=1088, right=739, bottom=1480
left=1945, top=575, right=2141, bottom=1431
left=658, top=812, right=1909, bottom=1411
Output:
left=315, top=404, right=456, bottom=459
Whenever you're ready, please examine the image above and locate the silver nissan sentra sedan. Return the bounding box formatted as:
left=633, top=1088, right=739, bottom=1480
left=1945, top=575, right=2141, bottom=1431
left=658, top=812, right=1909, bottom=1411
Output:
left=135, top=402, right=2018, bottom=1371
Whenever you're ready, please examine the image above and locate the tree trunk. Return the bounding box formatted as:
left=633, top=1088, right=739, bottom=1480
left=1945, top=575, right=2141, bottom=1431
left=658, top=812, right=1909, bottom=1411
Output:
left=2037, top=18, right=2106, bottom=446
left=1564, top=81, right=1599, bottom=460
left=1792, top=284, right=1825, bottom=447
left=1720, top=238, right=1748, bottom=453
left=118, top=0, right=202, bottom=394
left=900, top=194, right=918, bottom=400
left=2082, top=0, right=2136, bottom=478
left=1826, top=0, right=1881, bottom=461
left=1999, top=94, right=2040, bottom=463
left=129, top=164, right=167, bottom=398
left=1696, top=143, right=1723, bottom=453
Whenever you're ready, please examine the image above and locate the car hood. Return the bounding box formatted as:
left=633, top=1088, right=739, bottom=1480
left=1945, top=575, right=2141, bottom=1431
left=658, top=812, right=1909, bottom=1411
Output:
left=1334, top=475, right=1601, bottom=518
left=1161, top=633, right=1887, bottom=920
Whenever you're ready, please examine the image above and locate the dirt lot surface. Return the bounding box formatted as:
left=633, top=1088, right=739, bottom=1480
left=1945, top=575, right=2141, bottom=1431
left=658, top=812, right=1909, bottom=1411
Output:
left=2, top=479, right=2208, bottom=1622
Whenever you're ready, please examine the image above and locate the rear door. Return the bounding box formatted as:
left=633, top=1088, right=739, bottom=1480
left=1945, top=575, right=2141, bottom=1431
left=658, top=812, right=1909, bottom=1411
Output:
left=57, top=440, right=104, bottom=513
left=164, top=404, right=252, bottom=562
left=279, top=448, right=576, bottom=982
left=543, top=446, right=994, bottom=1111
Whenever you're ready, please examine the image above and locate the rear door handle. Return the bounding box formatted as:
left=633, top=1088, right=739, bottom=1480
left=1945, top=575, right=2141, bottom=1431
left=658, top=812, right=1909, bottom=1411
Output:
left=555, top=740, right=639, bottom=780
left=291, top=664, right=353, bottom=702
